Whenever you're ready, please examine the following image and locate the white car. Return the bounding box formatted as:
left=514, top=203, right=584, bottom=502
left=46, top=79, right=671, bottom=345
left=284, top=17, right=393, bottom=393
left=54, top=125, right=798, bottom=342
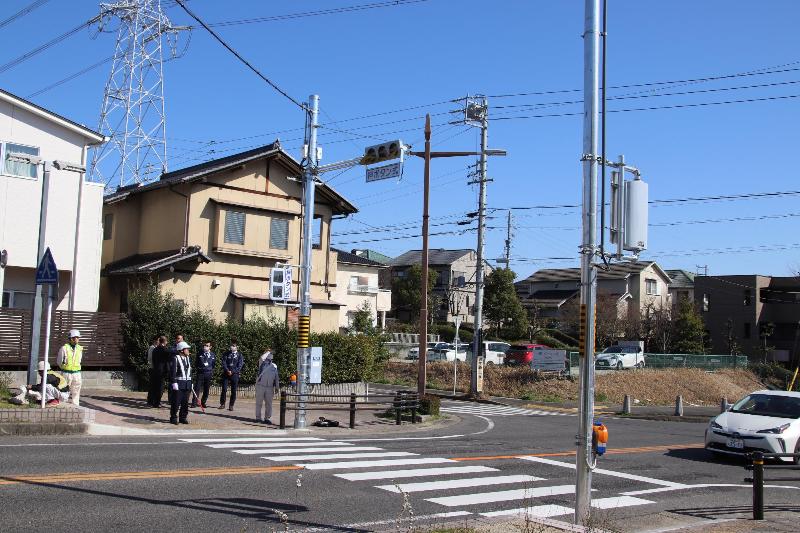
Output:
left=466, top=341, right=511, bottom=365
left=428, top=343, right=468, bottom=362
left=595, top=345, right=645, bottom=370
left=705, top=390, right=800, bottom=463
left=407, top=342, right=440, bottom=360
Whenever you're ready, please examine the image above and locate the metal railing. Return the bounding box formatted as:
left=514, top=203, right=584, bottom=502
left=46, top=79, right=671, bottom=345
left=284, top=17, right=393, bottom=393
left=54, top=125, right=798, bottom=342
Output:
left=279, top=390, right=419, bottom=429
left=745, top=451, right=800, bottom=520
left=568, top=351, right=749, bottom=370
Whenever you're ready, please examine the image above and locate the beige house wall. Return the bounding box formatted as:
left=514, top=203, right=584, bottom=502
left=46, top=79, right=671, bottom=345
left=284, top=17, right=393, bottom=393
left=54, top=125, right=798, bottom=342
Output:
left=335, top=262, right=391, bottom=330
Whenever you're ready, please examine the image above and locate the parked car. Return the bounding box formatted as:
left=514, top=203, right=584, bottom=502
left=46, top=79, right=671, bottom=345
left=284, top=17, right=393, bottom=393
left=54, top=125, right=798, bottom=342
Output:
left=407, top=342, right=440, bottom=360
left=704, top=390, right=800, bottom=463
left=466, top=341, right=511, bottom=365
left=428, top=343, right=468, bottom=362
left=595, top=343, right=645, bottom=370
left=505, top=344, right=550, bottom=366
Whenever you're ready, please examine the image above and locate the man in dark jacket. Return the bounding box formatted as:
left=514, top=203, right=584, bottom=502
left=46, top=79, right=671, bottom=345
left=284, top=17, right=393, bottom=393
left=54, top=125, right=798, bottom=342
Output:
left=147, top=336, right=169, bottom=408
left=192, top=341, right=215, bottom=408
left=219, top=340, right=244, bottom=411
left=169, top=341, right=193, bottom=424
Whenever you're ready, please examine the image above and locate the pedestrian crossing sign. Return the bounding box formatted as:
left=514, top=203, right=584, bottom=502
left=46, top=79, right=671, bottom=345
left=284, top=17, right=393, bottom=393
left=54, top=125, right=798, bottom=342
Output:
left=35, top=247, right=58, bottom=285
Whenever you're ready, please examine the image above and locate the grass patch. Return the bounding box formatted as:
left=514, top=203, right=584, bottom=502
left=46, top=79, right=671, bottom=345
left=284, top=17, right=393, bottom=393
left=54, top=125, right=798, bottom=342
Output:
left=520, top=392, right=562, bottom=403
left=596, top=392, right=609, bottom=402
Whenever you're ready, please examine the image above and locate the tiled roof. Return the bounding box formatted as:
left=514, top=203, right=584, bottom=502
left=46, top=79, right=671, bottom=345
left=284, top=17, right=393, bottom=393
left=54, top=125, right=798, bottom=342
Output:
left=389, top=249, right=474, bottom=267
left=522, top=261, right=658, bottom=283
left=102, top=246, right=210, bottom=276
left=333, top=248, right=385, bottom=268
left=665, top=269, right=696, bottom=289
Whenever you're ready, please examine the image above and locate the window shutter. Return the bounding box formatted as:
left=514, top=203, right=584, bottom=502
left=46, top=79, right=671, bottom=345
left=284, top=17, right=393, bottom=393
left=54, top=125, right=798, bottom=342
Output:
left=270, top=218, right=289, bottom=250
left=224, top=210, right=245, bottom=245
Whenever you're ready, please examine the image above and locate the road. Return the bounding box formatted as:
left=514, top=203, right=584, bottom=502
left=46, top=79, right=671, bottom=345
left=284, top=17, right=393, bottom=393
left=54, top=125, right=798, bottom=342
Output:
left=1, top=399, right=798, bottom=532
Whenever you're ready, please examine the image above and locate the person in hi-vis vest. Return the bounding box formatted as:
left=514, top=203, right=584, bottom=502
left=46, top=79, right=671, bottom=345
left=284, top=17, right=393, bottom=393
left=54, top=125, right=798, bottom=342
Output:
left=169, top=341, right=193, bottom=425
left=56, top=329, right=83, bottom=406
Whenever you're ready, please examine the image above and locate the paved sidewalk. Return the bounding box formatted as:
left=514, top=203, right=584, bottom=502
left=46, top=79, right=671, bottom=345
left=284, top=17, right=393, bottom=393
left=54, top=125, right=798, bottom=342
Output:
left=80, top=389, right=449, bottom=435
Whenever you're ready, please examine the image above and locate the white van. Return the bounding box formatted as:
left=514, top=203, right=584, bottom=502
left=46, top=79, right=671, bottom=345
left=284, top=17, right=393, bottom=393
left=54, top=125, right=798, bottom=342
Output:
left=466, top=341, right=511, bottom=365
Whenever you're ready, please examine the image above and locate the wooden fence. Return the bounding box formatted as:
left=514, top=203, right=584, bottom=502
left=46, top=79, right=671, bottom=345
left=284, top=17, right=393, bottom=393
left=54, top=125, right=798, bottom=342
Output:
left=0, top=308, right=125, bottom=367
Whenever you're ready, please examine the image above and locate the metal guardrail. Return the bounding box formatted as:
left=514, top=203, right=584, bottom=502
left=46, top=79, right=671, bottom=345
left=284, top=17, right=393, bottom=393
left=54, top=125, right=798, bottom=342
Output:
left=744, top=451, right=800, bottom=520
left=279, top=390, right=419, bottom=429
left=568, top=351, right=749, bottom=370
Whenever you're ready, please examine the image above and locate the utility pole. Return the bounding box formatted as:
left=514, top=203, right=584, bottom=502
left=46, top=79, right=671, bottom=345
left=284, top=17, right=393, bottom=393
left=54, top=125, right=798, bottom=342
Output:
left=470, top=96, right=489, bottom=398
left=417, top=115, right=432, bottom=397
left=504, top=210, right=513, bottom=270
left=295, top=94, right=319, bottom=430
left=575, top=0, right=600, bottom=525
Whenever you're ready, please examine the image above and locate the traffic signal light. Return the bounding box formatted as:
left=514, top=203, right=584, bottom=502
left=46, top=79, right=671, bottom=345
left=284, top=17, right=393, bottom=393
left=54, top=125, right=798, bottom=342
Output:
left=362, top=140, right=403, bottom=165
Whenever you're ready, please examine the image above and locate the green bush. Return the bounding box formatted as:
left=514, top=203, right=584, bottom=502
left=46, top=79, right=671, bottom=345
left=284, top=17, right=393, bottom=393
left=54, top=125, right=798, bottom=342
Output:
left=418, top=394, right=441, bottom=416
left=123, top=284, right=389, bottom=389
left=436, top=324, right=474, bottom=344
left=750, top=362, right=794, bottom=387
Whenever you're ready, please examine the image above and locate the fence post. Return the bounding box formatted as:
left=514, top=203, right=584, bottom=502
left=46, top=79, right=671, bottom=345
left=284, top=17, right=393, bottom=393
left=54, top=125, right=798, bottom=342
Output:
left=720, top=397, right=728, bottom=413
left=279, top=391, right=286, bottom=430
left=349, top=392, right=356, bottom=429
left=674, top=395, right=684, bottom=417
left=394, top=391, right=401, bottom=425
left=752, top=451, right=764, bottom=520
left=411, top=393, right=417, bottom=424
left=622, top=395, right=632, bottom=415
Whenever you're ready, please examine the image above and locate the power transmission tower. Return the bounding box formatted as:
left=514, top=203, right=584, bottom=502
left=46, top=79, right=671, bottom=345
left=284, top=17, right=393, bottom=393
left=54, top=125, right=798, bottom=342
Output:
left=504, top=210, right=513, bottom=270
left=90, top=0, right=189, bottom=188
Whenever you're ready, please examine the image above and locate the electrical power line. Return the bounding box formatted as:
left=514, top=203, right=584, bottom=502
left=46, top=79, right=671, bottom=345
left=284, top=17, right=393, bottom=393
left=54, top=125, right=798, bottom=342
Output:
left=0, top=0, right=51, bottom=30
left=26, top=56, right=113, bottom=98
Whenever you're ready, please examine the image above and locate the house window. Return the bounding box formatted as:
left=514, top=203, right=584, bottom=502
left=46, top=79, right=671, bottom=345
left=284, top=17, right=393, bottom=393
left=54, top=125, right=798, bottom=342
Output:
left=4, top=143, right=39, bottom=178
left=270, top=218, right=289, bottom=250
left=743, top=289, right=751, bottom=306
left=312, top=216, right=323, bottom=249
left=743, top=322, right=751, bottom=339
left=645, top=278, right=659, bottom=296
left=103, top=213, right=114, bottom=240
left=2, top=290, right=34, bottom=309
left=224, top=210, right=245, bottom=245
left=702, top=293, right=711, bottom=312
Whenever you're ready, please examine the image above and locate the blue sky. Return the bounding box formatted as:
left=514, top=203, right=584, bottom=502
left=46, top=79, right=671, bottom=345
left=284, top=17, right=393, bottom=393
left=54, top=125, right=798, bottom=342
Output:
left=3, top=0, right=799, bottom=279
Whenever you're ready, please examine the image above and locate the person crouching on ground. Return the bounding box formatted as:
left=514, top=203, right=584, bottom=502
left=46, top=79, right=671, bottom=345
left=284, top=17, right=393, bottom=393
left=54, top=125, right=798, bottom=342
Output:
left=169, top=341, right=193, bottom=425
left=255, top=348, right=279, bottom=424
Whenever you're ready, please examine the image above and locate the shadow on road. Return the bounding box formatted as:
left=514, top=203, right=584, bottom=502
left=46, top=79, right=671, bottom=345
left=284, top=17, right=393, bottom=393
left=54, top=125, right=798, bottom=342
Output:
left=664, top=446, right=745, bottom=466
left=669, top=504, right=800, bottom=520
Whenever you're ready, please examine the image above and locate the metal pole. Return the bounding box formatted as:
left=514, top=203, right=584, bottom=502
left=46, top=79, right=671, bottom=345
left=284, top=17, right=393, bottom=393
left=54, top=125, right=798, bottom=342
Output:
left=752, top=452, right=764, bottom=520
left=417, top=115, right=432, bottom=397
left=29, top=162, right=51, bottom=386
left=40, top=284, right=54, bottom=409
left=295, top=94, right=319, bottom=430
left=453, top=321, right=460, bottom=395
left=575, top=0, right=600, bottom=525
left=470, top=98, right=488, bottom=397
left=504, top=210, right=513, bottom=270
left=69, top=146, right=88, bottom=312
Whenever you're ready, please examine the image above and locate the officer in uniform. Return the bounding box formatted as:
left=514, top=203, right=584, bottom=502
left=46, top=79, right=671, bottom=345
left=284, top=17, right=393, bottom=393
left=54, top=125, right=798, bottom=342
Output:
left=169, top=341, right=193, bottom=424
left=192, top=341, right=215, bottom=408
left=56, top=329, right=83, bottom=406
left=219, top=341, right=244, bottom=411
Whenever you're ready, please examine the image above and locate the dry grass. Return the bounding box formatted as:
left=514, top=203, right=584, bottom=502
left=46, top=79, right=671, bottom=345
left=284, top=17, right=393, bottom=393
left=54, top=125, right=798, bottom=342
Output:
left=380, top=362, right=768, bottom=406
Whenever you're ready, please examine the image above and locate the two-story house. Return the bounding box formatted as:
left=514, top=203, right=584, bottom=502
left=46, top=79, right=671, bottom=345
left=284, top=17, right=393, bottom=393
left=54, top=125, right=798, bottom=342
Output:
left=389, top=248, right=492, bottom=324
left=516, top=261, right=672, bottom=319
left=333, top=249, right=391, bottom=332
left=99, top=142, right=357, bottom=331
left=0, top=88, right=106, bottom=312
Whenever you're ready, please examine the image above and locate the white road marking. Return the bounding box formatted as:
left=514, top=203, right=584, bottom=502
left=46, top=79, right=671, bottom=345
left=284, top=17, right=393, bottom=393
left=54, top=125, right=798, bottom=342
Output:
left=481, top=504, right=574, bottom=518
left=268, top=452, right=416, bottom=461
left=233, top=446, right=381, bottom=455
left=591, top=496, right=653, bottom=509
left=376, top=474, right=544, bottom=493
left=206, top=441, right=352, bottom=449
left=441, top=403, right=573, bottom=417
left=341, top=511, right=472, bottom=528
left=622, top=483, right=800, bottom=496
left=300, top=458, right=456, bottom=471
left=336, top=465, right=498, bottom=481
left=519, top=455, right=686, bottom=488
left=426, top=484, right=576, bottom=507
left=179, top=437, right=320, bottom=443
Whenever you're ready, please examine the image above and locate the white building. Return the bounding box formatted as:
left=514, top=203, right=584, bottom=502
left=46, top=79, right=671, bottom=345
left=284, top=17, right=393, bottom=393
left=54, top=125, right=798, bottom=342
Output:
left=0, top=89, right=106, bottom=312
left=334, top=249, right=391, bottom=331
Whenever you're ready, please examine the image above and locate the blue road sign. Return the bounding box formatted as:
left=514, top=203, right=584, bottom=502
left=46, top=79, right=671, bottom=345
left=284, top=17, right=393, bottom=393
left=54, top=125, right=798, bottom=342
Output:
left=35, top=247, right=58, bottom=285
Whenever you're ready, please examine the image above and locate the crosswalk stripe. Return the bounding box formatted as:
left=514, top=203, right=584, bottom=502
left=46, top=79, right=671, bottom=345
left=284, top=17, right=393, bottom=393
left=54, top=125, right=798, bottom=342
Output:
left=426, top=484, right=576, bottom=507
left=441, top=405, right=572, bottom=417
left=179, top=437, right=321, bottom=443
left=376, top=475, right=544, bottom=493
left=233, top=446, right=382, bottom=455
left=336, top=466, right=498, bottom=481
left=591, top=496, right=653, bottom=509
left=268, top=452, right=416, bottom=462
left=207, top=442, right=353, bottom=449
left=479, top=496, right=653, bottom=518
left=300, top=458, right=456, bottom=471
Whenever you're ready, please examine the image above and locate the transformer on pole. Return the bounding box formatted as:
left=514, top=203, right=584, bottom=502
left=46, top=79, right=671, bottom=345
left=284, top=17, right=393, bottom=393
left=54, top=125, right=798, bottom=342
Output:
left=90, top=0, right=189, bottom=189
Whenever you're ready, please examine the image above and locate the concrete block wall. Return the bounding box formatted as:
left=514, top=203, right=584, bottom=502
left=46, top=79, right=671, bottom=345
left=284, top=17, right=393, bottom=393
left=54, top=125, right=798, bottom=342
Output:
left=1, top=370, right=138, bottom=390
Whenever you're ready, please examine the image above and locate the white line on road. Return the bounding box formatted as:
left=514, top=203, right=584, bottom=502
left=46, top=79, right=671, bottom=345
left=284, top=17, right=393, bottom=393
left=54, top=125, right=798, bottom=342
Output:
left=426, top=484, right=576, bottom=507
left=519, top=455, right=686, bottom=488
left=233, top=446, right=382, bottom=455
left=336, top=465, right=498, bottom=481
left=179, top=437, right=320, bottom=443
left=591, top=496, right=653, bottom=509
left=268, top=452, right=415, bottom=461
left=622, top=483, right=800, bottom=496
left=300, top=458, right=456, bottom=471
left=206, top=441, right=352, bottom=449
left=376, top=475, right=544, bottom=493
left=481, top=504, right=574, bottom=518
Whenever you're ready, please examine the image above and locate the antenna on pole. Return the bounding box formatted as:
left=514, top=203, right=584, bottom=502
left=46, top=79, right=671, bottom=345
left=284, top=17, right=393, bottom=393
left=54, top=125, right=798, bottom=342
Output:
left=90, top=0, right=190, bottom=189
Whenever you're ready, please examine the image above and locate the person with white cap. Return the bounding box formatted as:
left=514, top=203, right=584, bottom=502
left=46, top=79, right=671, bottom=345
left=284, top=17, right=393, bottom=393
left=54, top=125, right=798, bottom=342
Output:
left=255, top=347, right=279, bottom=424
left=56, top=329, right=83, bottom=406
left=169, top=341, right=193, bottom=424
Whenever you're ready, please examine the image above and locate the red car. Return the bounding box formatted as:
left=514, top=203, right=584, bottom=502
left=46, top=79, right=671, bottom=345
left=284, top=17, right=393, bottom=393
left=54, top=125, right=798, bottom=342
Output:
left=504, top=344, right=550, bottom=366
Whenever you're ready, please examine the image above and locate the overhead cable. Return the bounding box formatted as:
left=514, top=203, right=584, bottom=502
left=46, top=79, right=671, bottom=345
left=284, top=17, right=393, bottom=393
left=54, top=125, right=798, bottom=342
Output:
left=0, top=0, right=51, bottom=30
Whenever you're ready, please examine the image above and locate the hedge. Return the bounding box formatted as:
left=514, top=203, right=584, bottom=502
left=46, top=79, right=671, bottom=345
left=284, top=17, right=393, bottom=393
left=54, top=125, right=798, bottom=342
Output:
left=123, top=284, right=390, bottom=389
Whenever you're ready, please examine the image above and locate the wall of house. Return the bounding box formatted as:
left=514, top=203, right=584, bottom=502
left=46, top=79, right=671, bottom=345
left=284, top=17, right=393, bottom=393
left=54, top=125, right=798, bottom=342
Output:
left=334, top=262, right=390, bottom=330
left=636, top=265, right=671, bottom=313
left=0, top=99, right=104, bottom=311
left=136, top=187, right=186, bottom=253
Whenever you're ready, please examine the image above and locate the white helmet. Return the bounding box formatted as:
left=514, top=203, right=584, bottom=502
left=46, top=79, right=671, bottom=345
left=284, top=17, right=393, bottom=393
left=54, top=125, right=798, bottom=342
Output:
left=263, top=351, right=273, bottom=360
left=176, top=341, right=190, bottom=351
left=38, top=361, right=51, bottom=371
left=69, top=329, right=81, bottom=338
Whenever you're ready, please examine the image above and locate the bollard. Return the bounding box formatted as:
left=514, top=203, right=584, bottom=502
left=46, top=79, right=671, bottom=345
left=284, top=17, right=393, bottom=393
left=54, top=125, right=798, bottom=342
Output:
left=720, top=397, right=729, bottom=413
left=752, top=452, right=764, bottom=520
left=279, top=391, right=287, bottom=429
left=622, top=395, right=632, bottom=415
left=411, top=393, right=417, bottom=424
left=349, top=392, right=357, bottom=429
left=674, top=395, right=684, bottom=417
left=395, top=392, right=402, bottom=425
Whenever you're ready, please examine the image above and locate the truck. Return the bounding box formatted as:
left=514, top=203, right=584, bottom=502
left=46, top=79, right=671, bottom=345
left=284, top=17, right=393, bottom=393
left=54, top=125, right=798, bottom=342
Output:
left=595, top=340, right=646, bottom=370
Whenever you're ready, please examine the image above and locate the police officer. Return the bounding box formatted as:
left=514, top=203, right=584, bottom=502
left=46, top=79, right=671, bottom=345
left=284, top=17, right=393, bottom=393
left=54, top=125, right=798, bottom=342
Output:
left=147, top=336, right=169, bottom=408
left=255, top=349, right=279, bottom=424
left=169, top=341, right=193, bottom=425
left=219, top=340, right=244, bottom=411
left=192, top=340, right=215, bottom=409
left=56, top=329, right=83, bottom=406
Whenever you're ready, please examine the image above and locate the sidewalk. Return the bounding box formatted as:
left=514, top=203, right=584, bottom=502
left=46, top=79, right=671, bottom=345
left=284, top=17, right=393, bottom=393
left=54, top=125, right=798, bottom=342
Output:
left=80, top=389, right=450, bottom=435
